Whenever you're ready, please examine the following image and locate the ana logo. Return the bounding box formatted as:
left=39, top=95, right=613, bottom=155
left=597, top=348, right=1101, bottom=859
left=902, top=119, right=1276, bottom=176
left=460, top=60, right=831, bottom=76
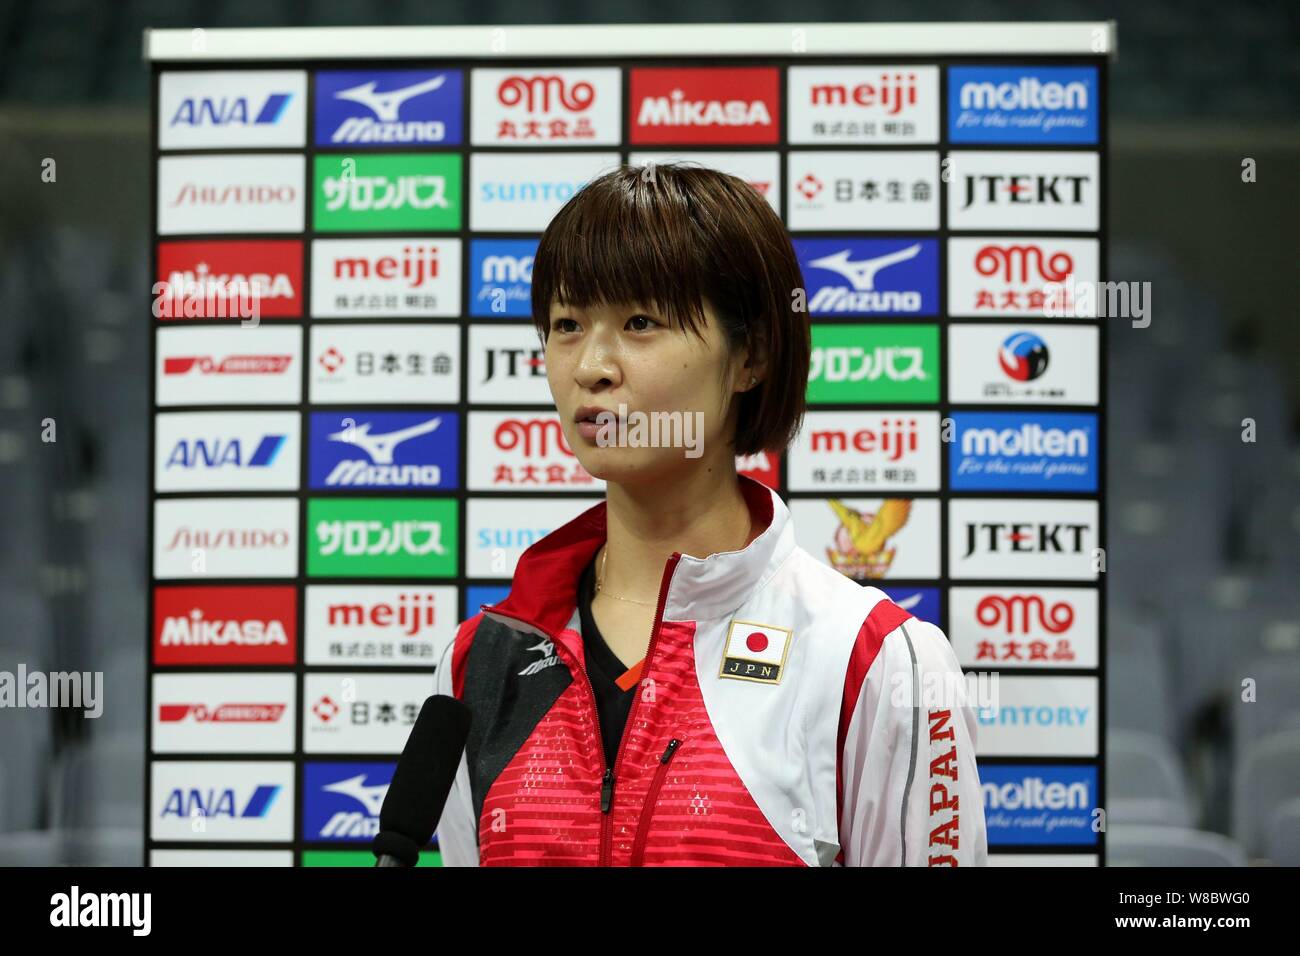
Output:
left=317, top=71, right=462, bottom=145
left=165, top=435, right=287, bottom=470
left=719, top=620, right=793, bottom=685
left=170, top=93, right=292, bottom=129
left=159, top=72, right=306, bottom=150
left=825, top=498, right=911, bottom=579
left=160, top=785, right=280, bottom=819
left=517, top=638, right=559, bottom=677
left=999, top=332, right=1049, bottom=382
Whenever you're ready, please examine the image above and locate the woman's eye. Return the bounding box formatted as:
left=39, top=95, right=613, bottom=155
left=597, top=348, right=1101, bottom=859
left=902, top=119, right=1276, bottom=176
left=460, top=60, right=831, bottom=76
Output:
left=551, top=318, right=578, bottom=333
left=626, top=314, right=656, bottom=332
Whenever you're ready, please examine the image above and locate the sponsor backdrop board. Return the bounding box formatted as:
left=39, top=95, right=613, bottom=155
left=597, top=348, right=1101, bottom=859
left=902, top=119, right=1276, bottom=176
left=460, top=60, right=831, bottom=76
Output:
left=146, top=24, right=1109, bottom=866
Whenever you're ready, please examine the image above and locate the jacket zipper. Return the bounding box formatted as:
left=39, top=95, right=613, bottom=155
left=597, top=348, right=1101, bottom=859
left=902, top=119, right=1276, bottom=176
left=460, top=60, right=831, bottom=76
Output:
left=628, top=737, right=682, bottom=867
left=479, top=550, right=682, bottom=867
left=599, top=552, right=680, bottom=866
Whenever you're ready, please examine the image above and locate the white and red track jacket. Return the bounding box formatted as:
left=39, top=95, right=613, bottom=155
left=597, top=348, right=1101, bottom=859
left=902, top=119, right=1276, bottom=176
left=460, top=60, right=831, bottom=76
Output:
left=435, top=475, right=987, bottom=866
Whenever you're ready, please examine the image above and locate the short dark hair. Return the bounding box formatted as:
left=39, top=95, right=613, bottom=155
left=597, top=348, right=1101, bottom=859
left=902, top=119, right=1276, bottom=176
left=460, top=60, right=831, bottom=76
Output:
left=531, top=162, right=810, bottom=456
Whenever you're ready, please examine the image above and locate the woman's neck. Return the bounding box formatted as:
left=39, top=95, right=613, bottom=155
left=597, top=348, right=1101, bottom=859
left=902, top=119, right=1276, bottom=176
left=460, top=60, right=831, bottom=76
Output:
left=597, top=466, right=756, bottom=606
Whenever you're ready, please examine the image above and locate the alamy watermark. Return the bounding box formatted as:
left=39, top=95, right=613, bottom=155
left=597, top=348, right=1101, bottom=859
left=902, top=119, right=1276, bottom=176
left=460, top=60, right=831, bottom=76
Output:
left=0, top=663, right=103, bottom=718
left=594, top=403, right=705, bottom=459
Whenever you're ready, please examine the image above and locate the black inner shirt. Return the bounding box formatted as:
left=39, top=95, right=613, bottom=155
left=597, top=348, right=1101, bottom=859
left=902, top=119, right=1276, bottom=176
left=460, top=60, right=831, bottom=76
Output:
left=576, top=554, right=639, bottom=770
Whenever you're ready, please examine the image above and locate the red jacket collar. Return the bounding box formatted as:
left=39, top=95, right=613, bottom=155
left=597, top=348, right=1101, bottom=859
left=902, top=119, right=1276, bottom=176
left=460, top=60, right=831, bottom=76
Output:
left=482, top=474, right=791, bottom=642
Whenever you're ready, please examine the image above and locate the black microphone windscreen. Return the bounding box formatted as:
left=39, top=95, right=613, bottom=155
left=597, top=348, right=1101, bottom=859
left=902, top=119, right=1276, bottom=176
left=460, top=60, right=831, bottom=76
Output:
left=377, top=694, right=472, bottom=856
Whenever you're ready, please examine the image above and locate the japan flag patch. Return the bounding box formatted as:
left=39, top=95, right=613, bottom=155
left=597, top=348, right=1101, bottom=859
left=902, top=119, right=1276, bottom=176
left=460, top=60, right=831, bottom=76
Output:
left=719, top=619, right=793, bottom=685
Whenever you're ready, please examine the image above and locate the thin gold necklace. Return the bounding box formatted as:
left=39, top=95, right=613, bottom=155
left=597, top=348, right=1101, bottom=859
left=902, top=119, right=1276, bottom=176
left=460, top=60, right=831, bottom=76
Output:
left=594, top=546, right=657, bottom=607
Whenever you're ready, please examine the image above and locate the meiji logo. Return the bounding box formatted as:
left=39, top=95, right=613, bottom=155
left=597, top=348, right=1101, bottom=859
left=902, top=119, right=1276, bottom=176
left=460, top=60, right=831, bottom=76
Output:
left=170, top=92, right=292, bottom=128
left=630, top=67, right=778, bottom=144
left=323, top=592, right=440, bottom=638
left=158, top=703, right=287, bottom=723
left=808, top=70, right=918, bottom=115
left=331, top=243, right=441, bottom=289
left=317, top=71, right=462, bottom=145
left=809, top=417, right=918, bottom=461
left=164, top=354, right=292, bottom=376
left=518, top=638, right=559, bottom=677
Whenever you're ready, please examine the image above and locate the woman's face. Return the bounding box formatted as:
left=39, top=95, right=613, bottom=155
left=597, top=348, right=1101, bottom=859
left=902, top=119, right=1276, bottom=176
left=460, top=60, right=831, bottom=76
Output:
left=545, top=298, right=751, bottom=487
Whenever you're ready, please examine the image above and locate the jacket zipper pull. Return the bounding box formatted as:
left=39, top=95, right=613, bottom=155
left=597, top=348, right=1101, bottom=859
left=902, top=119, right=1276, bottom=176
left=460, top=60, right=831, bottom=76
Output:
left=660, top=739, right=681, bottom=764
left=600, top=768, right=615, bottom=813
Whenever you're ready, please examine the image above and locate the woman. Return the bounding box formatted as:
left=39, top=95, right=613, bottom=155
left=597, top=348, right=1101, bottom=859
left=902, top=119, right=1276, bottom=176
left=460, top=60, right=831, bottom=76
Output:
left=435, top=163, right=986, bottom=866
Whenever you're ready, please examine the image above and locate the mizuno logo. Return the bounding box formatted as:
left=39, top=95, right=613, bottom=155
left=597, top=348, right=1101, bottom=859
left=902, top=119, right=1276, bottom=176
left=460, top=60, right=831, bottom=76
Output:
left=807, top=243, right=922, bottom=291
left=518, top=638, right=558, bottom=677
left=328, top=418, right=441, bottom=465
left=322, top=774, right=389, bottom=816
left=335, top=76, right=446, bottom=121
